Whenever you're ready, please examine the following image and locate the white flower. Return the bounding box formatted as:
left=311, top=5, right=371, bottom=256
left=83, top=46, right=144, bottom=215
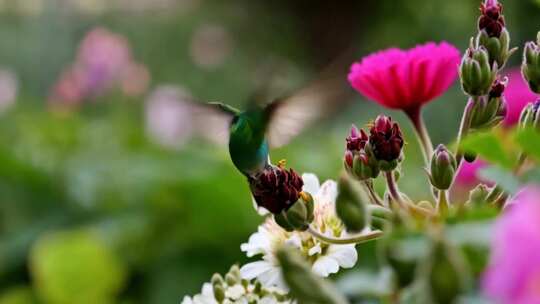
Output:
left=240, top=173, right=358, bottom=289
left=181, top=283, right=217, bottom=304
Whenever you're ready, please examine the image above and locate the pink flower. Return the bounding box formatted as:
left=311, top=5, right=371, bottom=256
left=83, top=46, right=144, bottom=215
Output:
left=348, top=42, right=460, bottom=112
left=503, top=68, right=539, bottom=126
left=454, top=159, right=490, bottom=186
left=482, top=186, right=540, bottom=304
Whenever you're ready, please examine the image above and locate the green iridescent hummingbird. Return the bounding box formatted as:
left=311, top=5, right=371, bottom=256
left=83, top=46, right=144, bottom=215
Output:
left=192, top=57, right=354, bottom=178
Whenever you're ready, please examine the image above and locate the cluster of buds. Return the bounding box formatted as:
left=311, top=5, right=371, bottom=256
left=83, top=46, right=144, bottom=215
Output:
left=428, top=145, right=457, bottom=190
left=183, top=265, right=292, bottom=303
left=477, top=0, right=514, bottom=68
left=519, top=100, right=540, bottom=129
left=522, top=32, right=540, bottom=94
left=460, top=42, right=497, bottom=97
left=344, top=115, right=404, bottom=179
left=249, top=165, right=314, bottom=231
left=469, top=77, right=508, bottom=129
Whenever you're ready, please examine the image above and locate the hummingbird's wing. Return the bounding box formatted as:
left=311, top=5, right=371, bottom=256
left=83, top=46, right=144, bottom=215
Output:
left=191, top=101, right=238, bottom=145
left=264, top=52, right=356, bottom=148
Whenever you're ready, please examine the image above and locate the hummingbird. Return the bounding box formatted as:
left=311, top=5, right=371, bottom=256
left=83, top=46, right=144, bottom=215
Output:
left=190, top=53, right=356, bottom=178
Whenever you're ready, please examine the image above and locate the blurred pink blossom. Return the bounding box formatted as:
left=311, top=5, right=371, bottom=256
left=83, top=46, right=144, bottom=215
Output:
left=503, top=68, right=539, bottom=126
left=454, top=159, right=490, bottom=187
left=50, top=27, right=150, bottom=106
left=348, top=42, right=460, bottom=112
left=145, top=85, right=194, bottom=148
left=482, top=186, right=540, bottom=303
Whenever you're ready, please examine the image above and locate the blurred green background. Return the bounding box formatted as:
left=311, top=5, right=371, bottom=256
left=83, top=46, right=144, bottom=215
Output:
left=0, top=0, right=538, bottom=303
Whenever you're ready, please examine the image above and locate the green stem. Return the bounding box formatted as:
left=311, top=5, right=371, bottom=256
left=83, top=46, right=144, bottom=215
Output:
left=362, top=180, right=384, bottom=206
left=437, top=190, right=449, bottom=215
left=405, top=107, right=434, bottom=165
left=307, top=226, right=383, bottom=245
left=455, top=99, right=475, bottom=166
left=485, top=186, right=503, bottom=203
left=385, top=171, right=435, bottom=218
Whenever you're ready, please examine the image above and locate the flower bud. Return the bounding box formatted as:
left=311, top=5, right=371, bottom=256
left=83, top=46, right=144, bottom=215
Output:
left=476, top=0, right=515, bottom=68
left=368, top=204, right=393, bottom=230
left=460, top=42, right=497, bottom=96
left=519, top=100, right=540, bottom=130
left=469, top=78, right=508, bottom=129
left=344, top=125, right=380, bottom=180
left=466, top=184, right=490, bottom=205
left=276, top=246, right=349, bottom=304
left=250, top=166, right=304, bottom=214
left=369, top=115, right=404, bottom=171
left=274, top=192, right=314, bottom=232
left=428, top=145, right=457, bottom=190
left=425, top=240, right=470, bottom=304
left=335, top=176, right=368, bottom=233
left=522, top=33, right=540, bottom=94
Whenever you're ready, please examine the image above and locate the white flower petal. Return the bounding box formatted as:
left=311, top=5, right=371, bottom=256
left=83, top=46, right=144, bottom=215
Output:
left=225, top=284, right=245, bottom=300
left=240, top=261, right=274, bottom=280
left=326, top=244, right=358, bottom=268
left=258, top=266, right=283, bottom=287
left=302, top=173, right=320, bottom=195
left=284, top=234, right=302, bottom=249
left=308, top=243, right=322, bottom=256
left=317, top=180, right=338, bottom=206
left=181, top=296, right=194, bottom=304
left=252, top=196, right=270, bottom=215
left=240, top=228, right=271, bottom=257
left=312, top=256, right=340, bottom=277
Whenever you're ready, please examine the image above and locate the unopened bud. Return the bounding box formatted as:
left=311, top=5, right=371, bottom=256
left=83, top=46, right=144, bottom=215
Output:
left=274, top=192, right=314, bottom=232
left=470, top=78, right=508, bottom=129
left=477, top=0, right=514, bottom=68
left=369, top=115, right=404, bottom=171
left=276, top=246, right=349, bottom=304
left=460, top=41, right=497, bottom=96
left=213, top=283, right=225, bottom=302
left=425, top=240, right=470, bottom=304
left=466, top=184, right=490, bottom=205
left=522, top=34, right=540, bottom=94
left=211, top=273, right=224, bottom=286
left=519, top=100, right=540, bottom=130
left=344, top=125, right=379, bottom=180
left=428, top=145, right=457, bottom=190
left=335, top=176, right=368, bottom=233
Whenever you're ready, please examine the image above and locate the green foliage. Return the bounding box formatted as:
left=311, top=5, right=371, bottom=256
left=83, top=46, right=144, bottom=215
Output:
left=460, top=131, right=515, bottom=169
left=30, top=229, right=126, bottom=304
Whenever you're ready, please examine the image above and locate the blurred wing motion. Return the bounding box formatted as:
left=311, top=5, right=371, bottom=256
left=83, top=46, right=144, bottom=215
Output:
left=190, top=101, right=238, bottom=145
left=264, top=51, right=356, bottom=148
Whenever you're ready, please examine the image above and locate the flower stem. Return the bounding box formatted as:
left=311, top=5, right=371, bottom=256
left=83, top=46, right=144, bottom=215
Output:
left=455, top=99, right=475, bottom=166
left=307, top=226, right=383, bottom=245
left=437, top=190, right=449, bottom=215
left=362, top=180, right=384, bottom=206
left=385, top=171, right=435, bottom=218
left=405, top=107, right=434, bottom=165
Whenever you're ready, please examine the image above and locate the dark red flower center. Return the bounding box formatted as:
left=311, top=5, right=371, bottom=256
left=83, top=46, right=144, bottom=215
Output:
left=478, top=2, right=505, bottom=37
left=250, top=166, right=304, bottom=214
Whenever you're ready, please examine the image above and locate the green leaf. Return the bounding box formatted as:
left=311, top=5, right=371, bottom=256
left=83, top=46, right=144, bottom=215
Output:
left=515, top=128, right=540, bottom=161
left=478, top=166, right=521, bottom=194
left=460, top=132, right=514, bottom=169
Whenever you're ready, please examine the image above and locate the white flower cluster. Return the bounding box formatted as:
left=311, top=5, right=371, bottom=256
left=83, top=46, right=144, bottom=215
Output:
left=181, top=265, right=293, bottom=304
left=240, top=174, right=360, bottom=289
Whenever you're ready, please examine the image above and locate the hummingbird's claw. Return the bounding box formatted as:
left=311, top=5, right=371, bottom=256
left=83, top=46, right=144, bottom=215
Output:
left=277, top=159, right=287, bottom=168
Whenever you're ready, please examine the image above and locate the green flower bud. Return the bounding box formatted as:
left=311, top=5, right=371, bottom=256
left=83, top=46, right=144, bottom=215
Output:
left=460, top=41, right=497, bottom=96
left=368, top=205, right=392, bottom=230
left=213, top=284, right=225, bottom=302
left=476, top=28, right=515, bottom=69
left=428, top=145, right=457, bottom=190
left=276, top=246, right=349, bottom=304
left=522, top=33, right=540, bottom=94
left=469, top=78, right=508, bottom=129
left=519, top=100, right=540, bottom=130
left=464, top=151, right=478, bottom=163
left=211, top=273, right=224, bottom=286
left=274, top=192, right=314, bottom=232
left=335, top=176, right=368, bottom=233
left=425, top=240, right=470, bottom=304
left=466, top=184, right=490, bottom=205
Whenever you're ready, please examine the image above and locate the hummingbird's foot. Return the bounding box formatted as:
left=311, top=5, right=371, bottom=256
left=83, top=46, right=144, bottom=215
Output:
left=277, top=159, right=287, bottom=168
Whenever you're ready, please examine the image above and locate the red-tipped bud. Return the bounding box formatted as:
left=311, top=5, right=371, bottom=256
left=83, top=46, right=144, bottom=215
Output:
left=479, top=0, right=505, bottom=38
left=346, top=124, right=368, bottom=152
left=369, top=116, right=404, bottom=169
left=250, top=166, right=304, bottom=214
